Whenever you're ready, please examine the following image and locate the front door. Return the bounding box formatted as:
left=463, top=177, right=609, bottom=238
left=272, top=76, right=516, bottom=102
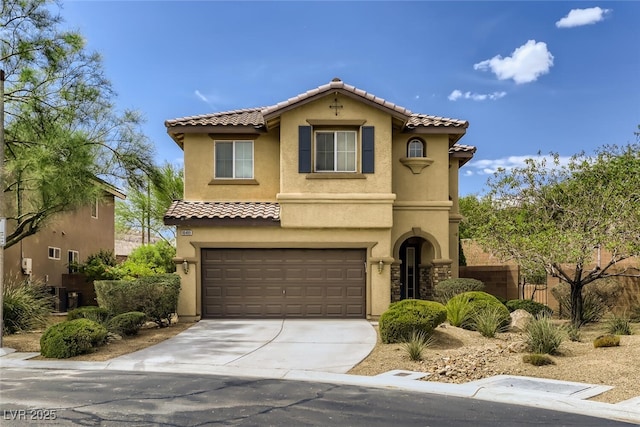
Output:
left=400, top=239, right=421, bottom=300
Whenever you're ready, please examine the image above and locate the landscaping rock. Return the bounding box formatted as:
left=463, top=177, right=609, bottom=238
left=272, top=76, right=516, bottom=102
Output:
left=509, top=309, right=533, bottom=332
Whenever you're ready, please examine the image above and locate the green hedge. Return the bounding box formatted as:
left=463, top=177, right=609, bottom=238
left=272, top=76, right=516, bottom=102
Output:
left=433, top=278, right=485, bottom=303
left=67, top=306, right=112, bottom=324
left=107, top=312, right=147, bottom=336
left=40, top=319, right=107, bottom=359
left=95, top=274, right=180, bottom=326
left=446, top=291, right=511, bottom=331
left=379, top=299, right=447, bottom=344
left=505, top=299, right=553, bottom=317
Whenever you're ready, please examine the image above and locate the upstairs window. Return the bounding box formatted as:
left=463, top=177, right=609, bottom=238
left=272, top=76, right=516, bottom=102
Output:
left=48, top=247, right=61, bottom=260
left=407, top=138, right=425, bottom=158
left=315, top=131, right=357, bottom=172
left=215, top=141, right=254, bottom=179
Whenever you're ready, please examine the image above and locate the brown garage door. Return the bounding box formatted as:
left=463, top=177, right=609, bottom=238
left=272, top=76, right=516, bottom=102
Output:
left=202, top=248, right=366, bottom=318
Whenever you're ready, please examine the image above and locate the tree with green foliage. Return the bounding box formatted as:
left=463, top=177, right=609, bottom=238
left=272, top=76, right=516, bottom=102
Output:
left=116, top=163, right=183, bottom=243
left=468, top=143, right=640, bottom=327
left=1, top=0, right=158, bottom=248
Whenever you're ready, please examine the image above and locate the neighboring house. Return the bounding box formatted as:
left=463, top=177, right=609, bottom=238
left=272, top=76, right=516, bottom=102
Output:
left=164, top=78, right=476, bottom=320
left=4, top=185, right=125, bottom=302
left=115, top=231, right=161, bottom=263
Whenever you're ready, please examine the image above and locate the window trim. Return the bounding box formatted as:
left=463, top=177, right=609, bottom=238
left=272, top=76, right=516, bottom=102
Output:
left=68, top=250, right=79, bottom=273
left=313, top=130, right=358, bottom=173
left=48, top=246, right=61, bottom=260
left=91, top=197, right=99, bottom=218
left=407, top=138, right=425, bottom=158
left=214, top=140, right=255, bottom=179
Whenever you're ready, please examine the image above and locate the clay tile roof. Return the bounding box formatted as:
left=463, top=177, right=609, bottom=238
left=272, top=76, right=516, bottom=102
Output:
left=164, top=200, right=280, bottom=221
left=165, top=79, right=467, bottom=134
left=449, top=144, right=477, bottom=154
left=164, top=108, right=266, bottom=128
left=261, top=78, right=412, bottom=118
left=407, top=114, right=469, bottom=129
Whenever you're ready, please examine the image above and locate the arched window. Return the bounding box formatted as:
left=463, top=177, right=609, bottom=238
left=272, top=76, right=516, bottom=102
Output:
left=407, top=139, right=425, bottom=158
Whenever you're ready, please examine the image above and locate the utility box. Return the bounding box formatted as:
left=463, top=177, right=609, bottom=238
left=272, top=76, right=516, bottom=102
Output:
left=21, top=258, right=33, bottom=275
left=67, top=291, right=80, bottom=310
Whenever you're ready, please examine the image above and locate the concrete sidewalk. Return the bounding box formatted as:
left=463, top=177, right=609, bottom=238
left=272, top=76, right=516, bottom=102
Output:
left=1, top=319, right=639, bottom=424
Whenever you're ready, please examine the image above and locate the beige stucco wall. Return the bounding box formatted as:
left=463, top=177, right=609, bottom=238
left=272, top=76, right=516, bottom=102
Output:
left=174, top=92, right=466, bottom=319
left=174, top=225, right=392, bottom=320
left=389, top=132, right=455, bottom=268
left=4, top=195, right=117, bottom=287
left=183, top=130, right=280, bottom=201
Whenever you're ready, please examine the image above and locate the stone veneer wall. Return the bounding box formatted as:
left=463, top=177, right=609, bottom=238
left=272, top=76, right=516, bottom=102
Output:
left=390, top=263, right=401, bottom=303
left=419, top=265, right=433, bottom=300
left=431, top=261, right=452, bottom=289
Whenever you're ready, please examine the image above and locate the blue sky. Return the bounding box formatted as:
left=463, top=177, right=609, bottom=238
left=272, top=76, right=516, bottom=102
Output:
left=59, top=1, right=639, bottom=196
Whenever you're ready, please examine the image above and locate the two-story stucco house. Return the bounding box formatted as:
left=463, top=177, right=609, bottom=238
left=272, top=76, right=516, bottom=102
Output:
left=164, top=78, right=475, bottom=321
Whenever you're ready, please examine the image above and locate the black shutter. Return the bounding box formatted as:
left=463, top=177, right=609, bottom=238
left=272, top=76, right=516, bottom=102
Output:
left=362, top=126, right=375, bottom=173
left=298, top=126, right=312, bottom=173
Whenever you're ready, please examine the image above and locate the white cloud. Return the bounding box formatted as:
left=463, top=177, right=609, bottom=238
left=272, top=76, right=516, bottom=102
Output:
left=448, top=90, right=507, bottom=101
left=474, top=40, right=554, bottom=84
left=194, top=90, right=209, bottom=103
left=556, top=7, right=611, bottom=28
left=468, top=155, right=571, bottom=175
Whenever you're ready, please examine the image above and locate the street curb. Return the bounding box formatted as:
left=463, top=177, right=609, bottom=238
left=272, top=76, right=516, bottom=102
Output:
left=2, top=358, right=639, bottom=424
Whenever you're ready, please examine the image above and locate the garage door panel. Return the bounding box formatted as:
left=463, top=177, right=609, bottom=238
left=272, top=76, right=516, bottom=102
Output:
left=347, top=286, right=364, bottom=297
left=202, top=249, right=365, bottom=318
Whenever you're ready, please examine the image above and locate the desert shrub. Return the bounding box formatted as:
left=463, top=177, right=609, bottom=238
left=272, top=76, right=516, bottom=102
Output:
left=604, top=314, right=632, bottom=336
left=593, top=334, right=620, bottom=348
left=445, top=294, right=473, bottom=327
left=67, top=306, right=111, bottom=324
left=505, top=299, right=553, bottom=317
left=120, top=241, right=177, bottom=276
left=551, top=280, right=623, bottom=324
left=522, top=353, right=554, bottom=366
left=564, top=324, right=582, bottom=342
left=107, top=312, right=147, bottom=336
left=402, top=330, right=435, bottom=361
left=524, top=315, right=564, bottom=355
left=40, top=319, right=107, bottom=359
left=446, top=291, right=510, bottom=331
left=79, top=249, right=122, bottom=281
left=470, top=305, right=510, bottom=338
left=434, top=278, right=485, bottom=303
left=379, top=299, right=447, bottom=344
left=95, top=274, right=180, bottom=327
left=2, top=278, right=53, bottom=334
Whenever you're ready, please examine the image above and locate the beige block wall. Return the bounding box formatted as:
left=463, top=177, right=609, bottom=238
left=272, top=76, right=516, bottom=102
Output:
left=174, top=225, right=392, bottom=320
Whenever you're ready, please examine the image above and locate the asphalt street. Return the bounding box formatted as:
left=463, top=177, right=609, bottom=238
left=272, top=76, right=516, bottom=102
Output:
left=1, top=368, right=636, bottom=426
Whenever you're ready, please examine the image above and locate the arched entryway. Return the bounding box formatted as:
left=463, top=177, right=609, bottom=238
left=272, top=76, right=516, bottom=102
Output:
left=391, top=231, right=440, bottom=303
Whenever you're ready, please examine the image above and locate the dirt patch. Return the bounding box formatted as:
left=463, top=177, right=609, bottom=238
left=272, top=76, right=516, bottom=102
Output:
left=3, top=316, right=194, bottom=362
left=348, top=322, right=639, bottom=404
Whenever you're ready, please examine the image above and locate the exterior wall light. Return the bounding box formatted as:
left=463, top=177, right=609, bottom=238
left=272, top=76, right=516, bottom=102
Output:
left=182, top=260, right=189, bottom=274
left=377, top=260, right=384, bottom=274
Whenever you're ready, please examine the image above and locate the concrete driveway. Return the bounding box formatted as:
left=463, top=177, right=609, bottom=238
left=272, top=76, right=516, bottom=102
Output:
left=106, top=319, right=377, bottom=375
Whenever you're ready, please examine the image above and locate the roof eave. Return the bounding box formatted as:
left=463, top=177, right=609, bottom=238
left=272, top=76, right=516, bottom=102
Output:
left=164, top=217, right=280, bottom=227
left=167, top=125, right=267, bottom=149
left=262, top=87, right=411, bottom=124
